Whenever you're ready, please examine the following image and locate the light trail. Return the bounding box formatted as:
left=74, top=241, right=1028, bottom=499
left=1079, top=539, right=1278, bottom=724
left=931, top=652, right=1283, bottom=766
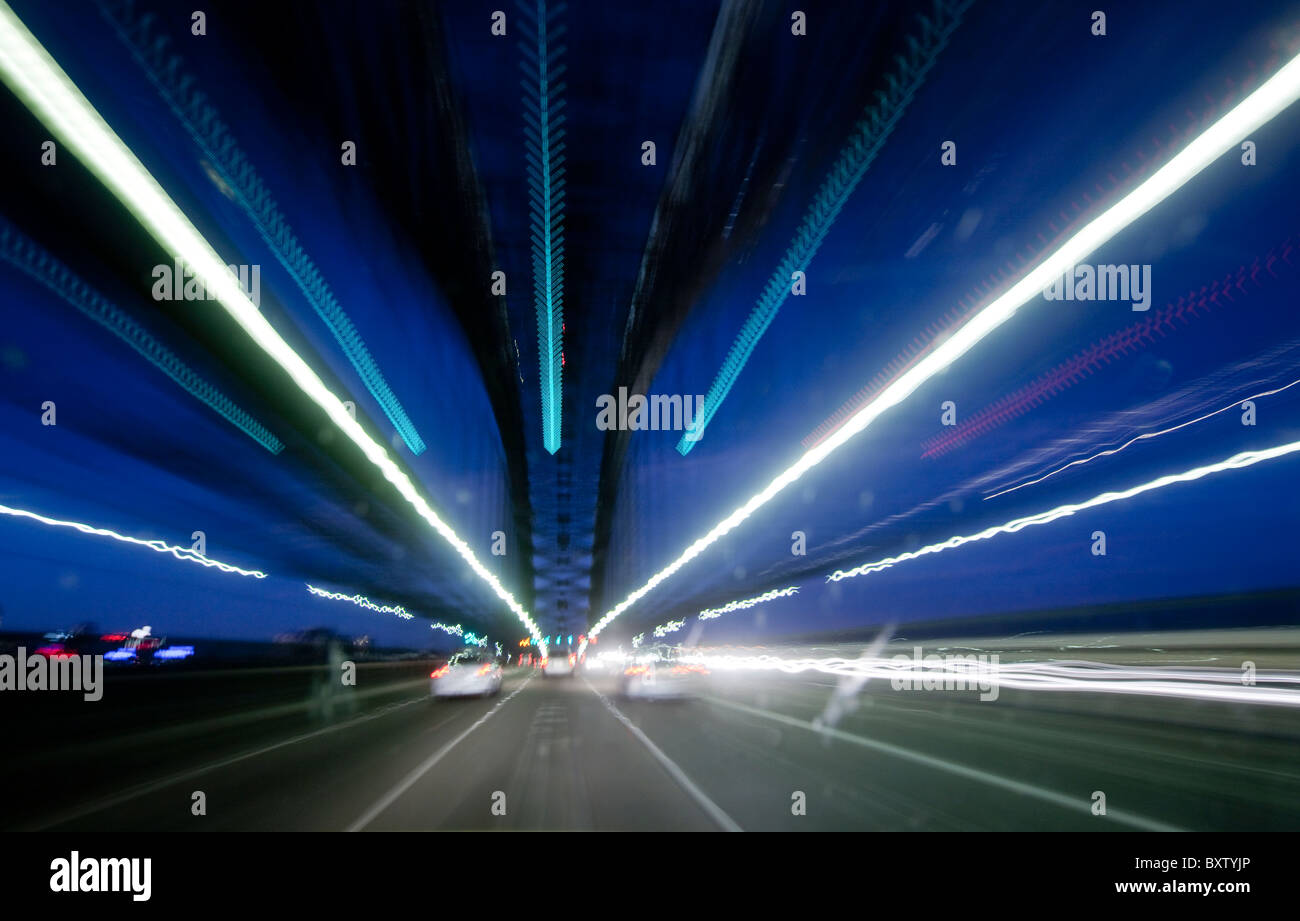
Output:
left=97, top=0, right=427, bottom=456
left=305, top=585, right=414, bottom=620
left=590, top=49, right=1300, bottom=639
left=677, top=0, right=972, bottom=454
left=698, top=585, right=799, bottom=620
left=0, top=503, right=266, bottom=578
left=652, top=619, right=685, bottom=638
left=429, top=621, right=488, bottom=647
left=829, top=438, right=1300, bottom=583
left=306, top=587, right=493, bottom=644
left=0, top=3, right=546, bottom=654
left=983, top=377, right=1300, bottom=500
left=580, top=584, right=802, bottom=658
left=0, top=219, right=284, bottom=454
left=685, top=651, right=1300, bottom=708
left=521, top=0, right=567, bottom=454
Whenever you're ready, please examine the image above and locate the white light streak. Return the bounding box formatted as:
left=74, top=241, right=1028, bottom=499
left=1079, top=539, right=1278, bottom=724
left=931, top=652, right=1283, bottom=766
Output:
left=590, top=50, right=1300, bottom=638
left=306, top=584, right=413, bottom=619
left=423, top=622, right=488, bottom=647
left=685, top=651, right=1300, bottom=708
left=698, top=586, right=799, bottom=620
left=984, top=377, right=1300, bottom=501
left=0, top=502, right=266, bottom=577
left=829, top=439, right=1300, bottom=583
left=0, top=4, right=545, bottom=654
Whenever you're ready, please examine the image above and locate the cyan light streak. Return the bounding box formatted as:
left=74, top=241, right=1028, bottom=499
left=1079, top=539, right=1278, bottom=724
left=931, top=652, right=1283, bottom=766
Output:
left=677, top=0, right=972, bottom=454
left=0, top=503, right=267, bottom=578
left=0, top=219, right=283, bottom=454
left=96, top=0, right=427, bottom=455
left=829, top=439, right=1300, bottom=583
left=520, top=0, right=567, bottom=454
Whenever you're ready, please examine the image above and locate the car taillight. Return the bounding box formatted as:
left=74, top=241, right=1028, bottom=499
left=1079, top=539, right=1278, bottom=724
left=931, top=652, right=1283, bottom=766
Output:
left=540, top=657, right=549, bottom=667
left=477, top=664, right=493, bottom=676
left=431, top=665, right=449, bottom=678
left=568, top=654, right=576, bottom=666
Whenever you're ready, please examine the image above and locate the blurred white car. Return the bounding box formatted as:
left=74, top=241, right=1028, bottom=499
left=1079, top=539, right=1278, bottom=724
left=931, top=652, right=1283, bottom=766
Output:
left=619, top=646, right=707, bottom=699
left=430, top=651, right=502, bottom=698
left=541, top=651, right=576, bottom=677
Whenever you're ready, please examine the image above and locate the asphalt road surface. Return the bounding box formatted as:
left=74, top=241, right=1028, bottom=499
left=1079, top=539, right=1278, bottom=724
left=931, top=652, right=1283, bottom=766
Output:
left=13, top=636, right=1300, bottom=832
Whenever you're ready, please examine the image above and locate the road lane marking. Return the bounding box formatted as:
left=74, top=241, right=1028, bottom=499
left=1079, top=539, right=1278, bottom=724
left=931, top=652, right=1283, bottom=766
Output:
left=28, top=694, right=431, bottom=830
left=347, top=675, right=534, bottom=831
left=583, top=677, right=742, bottom=832
left=705, top=694, right=1183, bottom=832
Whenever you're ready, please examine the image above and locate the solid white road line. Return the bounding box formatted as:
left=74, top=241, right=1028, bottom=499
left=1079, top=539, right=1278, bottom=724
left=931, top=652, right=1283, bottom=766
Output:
left=706, top=693, right=1184, bottom=832
left=347, top=675, right=534, bottom=831
left=583, top=677, right=743, bottom=832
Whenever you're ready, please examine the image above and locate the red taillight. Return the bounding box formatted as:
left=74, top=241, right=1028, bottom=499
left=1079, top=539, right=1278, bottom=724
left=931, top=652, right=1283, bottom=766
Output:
left=540, top=657, right=549, bottom=667
left=625, top=665, right=648, bottom=676
left=568, top=654, right=576, bottom=666
left=477, top=664, right=493, bottom=676
left=431, top=665, right=449, bottom=679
